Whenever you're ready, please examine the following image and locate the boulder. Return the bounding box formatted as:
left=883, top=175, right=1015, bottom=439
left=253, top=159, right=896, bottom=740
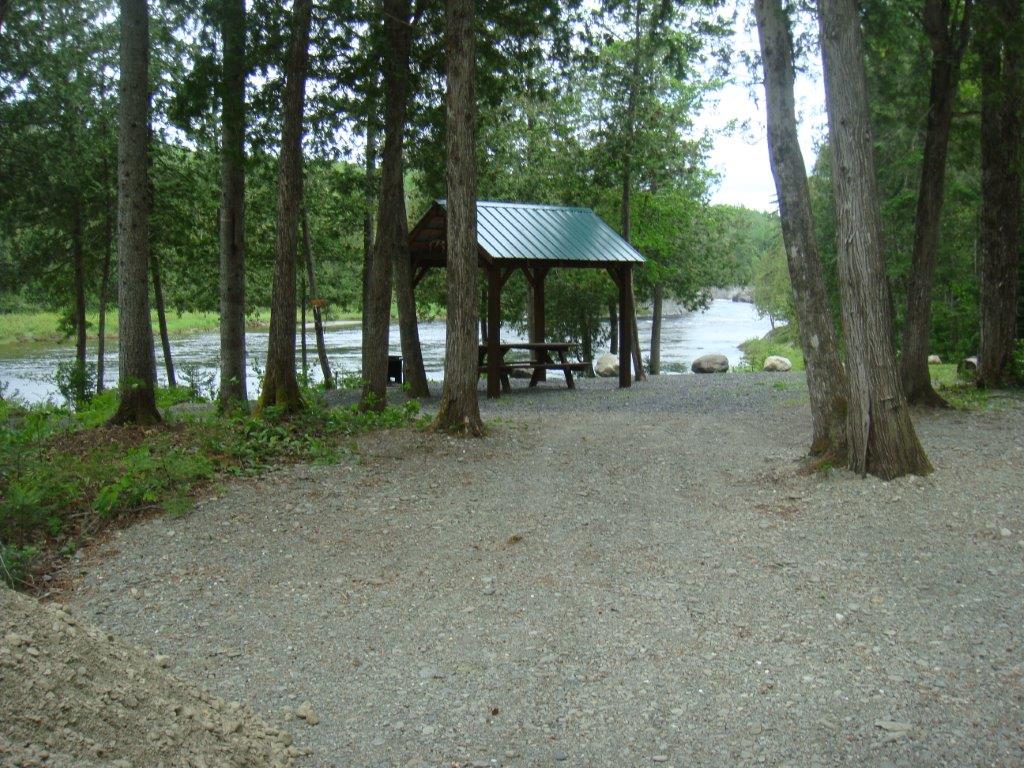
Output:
left=594, top=352, right=619, bottom=377
left=762, top=355, right=792, bottom=372
left=960, top=356, right=978, bottom=373
left=927, top=354, right=942, bottom=365
left=691, top=354, right=729, bottom=373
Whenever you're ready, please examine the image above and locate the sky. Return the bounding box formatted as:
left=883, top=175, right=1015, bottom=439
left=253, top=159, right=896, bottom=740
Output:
left=693, top=7, right=828, bottom=213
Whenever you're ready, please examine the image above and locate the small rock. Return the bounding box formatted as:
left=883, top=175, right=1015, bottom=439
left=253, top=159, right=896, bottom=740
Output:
left=875, top=719, right=912, bottom=732
left=154, top=654, right=171, bottom=668
left=554, top=750, right=569, bottom=761
left=295, top=701, right=319, bottom=725
left=652, top=755, right=669, bottom=763
left=419, top=666, right=444, bottom=680
left=1000, top=528, right=1012, bottom=538
left=927, top=354, right=941, bottom=365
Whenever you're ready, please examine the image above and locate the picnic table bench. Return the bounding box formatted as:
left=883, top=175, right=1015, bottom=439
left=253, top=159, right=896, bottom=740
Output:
left=478, top=342, right=589, bottom=393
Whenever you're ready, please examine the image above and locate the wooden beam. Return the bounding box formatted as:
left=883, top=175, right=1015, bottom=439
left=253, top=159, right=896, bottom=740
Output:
left=532, top=267, right=547, bottom=380
left=619, top=265, right=632, bottom=388
left=487, top=264, right=502, bottom=398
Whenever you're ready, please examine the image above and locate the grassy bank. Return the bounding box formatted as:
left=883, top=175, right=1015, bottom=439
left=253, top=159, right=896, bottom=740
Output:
left=0, top=386, right=424, bottom=590
left=0, top=307, right=367, bottom=350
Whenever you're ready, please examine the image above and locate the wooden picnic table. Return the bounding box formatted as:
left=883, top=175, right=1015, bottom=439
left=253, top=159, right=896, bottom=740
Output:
left=478, top=341, right=589, bottom=393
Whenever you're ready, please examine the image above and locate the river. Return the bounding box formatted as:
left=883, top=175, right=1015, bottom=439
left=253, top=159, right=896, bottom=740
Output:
left=0, top=299, right=777, bottom=404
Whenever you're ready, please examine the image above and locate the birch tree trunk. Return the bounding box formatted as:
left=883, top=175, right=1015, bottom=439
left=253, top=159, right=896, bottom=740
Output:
left=818, top=0, right=932, bottom=478
left=900, top=0, right=973, bottom=406
left=755, top=0, right=849, bottom=458
left=977, top=0, right=1022, bottom=387
left=258, top=0, right=311, bottom=412
left=218, top=0, right=248, bottom=411
left=110, top=0, right=160, bottom=425
left=433, top=0, right=483, bottom=435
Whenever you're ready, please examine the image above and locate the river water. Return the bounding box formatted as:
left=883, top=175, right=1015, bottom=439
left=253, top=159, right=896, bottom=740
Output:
left=0, top=299, right=776, bottom=404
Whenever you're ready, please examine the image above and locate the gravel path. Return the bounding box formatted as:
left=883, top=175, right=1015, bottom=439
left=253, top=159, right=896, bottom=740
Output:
left=69, top=374, right=1024, bottom=767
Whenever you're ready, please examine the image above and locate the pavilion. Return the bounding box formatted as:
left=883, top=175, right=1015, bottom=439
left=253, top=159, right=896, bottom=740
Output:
left=407, top=200, right=645, bottom=397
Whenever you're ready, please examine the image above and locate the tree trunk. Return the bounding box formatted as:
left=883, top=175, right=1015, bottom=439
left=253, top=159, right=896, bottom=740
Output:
left=110, top=0, right=160, bottom=425
left=755, top=0, right=849, bottom=458
left=608, top=301, right=618, bottom=354
left=818, top=0, right=932, bottom=478
left=433, top=0, right=483, bottom=435
left=384, top=0, right=429, bottom=398
left=900, top=0, right=973, bottom=406
left=97, top=183, right=113, bottom=393
left=361, top=0, right=413, bottom=410
left=362, top=115, right=376, bottom=344
left=977, top=0, right=1022, bottom=387
left=258, top=0, right=311, bottom=412
left=649, top=282, right=662, bottom=374
left=151, top=253, right=175, bottom=388
left=218, top=0, right=248, bottom=411
left=301, top=207, right=333, bottom=389
left=628, top=273, right=645, bottom=380
left=300, top=271, right=308, bottom=375
left=71, top=204, right=87, bottom=374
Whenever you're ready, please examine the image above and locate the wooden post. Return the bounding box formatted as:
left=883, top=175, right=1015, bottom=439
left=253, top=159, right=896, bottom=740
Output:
left=619, top=265, right=632, bottom=388
left=533, top=267, right=547, bottom=381
left=487, top=264, right=501, bottom=398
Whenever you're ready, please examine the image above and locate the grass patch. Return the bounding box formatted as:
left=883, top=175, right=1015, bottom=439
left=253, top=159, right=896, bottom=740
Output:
left=738, top=334, right=805, bottom=372
left=0, top=387, right=423, bottom=590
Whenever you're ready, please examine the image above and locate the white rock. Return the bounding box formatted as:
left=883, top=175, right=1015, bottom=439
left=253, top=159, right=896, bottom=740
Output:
left=927, top=354, right=942, bottom=365
left=762, top=355, right=792, bottom=372
left=594, top=352, right=619, bottom=377
left=691, top=354, right=729, bottom=373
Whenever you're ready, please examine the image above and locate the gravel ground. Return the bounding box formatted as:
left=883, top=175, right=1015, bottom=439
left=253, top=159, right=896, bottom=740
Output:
left=68, top=373, right=1024, bottom=767
left=1, top=588, right=301, bottom=768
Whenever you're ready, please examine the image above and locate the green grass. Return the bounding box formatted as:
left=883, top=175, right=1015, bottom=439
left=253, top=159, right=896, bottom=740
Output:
left=0, top=387, right=424, bottom=589
left=738, top=335, right=805, bottom=372
left=0, top=307, right=372, bottom=350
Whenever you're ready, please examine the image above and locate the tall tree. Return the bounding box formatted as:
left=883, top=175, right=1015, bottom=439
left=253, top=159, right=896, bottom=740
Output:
left=433, top=0, right=483, bottom=435
left=110, top=0, right=161, bottom=425
left=258, top=0, right=312, bottom=412
left=900, top=0, right=973, bottom=405
left=818, top=0, right=931, bottom=477
left=301, top=207, right=333, bottom=388
left=389, top=0, right=429, bottom=399
left=755, top=0, right=849, bottom=458
left=151, top=252, right=176, bottom=387
left=976, top=0, right=1022, bottom=387
left=361, top=0, right=421, bottom=408
left=218, top=0, right=248, bottom=411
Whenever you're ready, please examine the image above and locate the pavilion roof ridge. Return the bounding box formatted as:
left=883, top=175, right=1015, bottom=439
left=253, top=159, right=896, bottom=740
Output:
left=435, top=198, right=594, bottom=213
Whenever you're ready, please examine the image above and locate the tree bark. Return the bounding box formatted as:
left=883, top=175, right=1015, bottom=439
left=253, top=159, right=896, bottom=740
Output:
left=362, top=114, right=376, bottom=344
left=258, top=0, right=311, bottom=412
left=755, top=0, right=849, bottom=458
left=385, top=0, right=429, bottom=398
left=218, top=0, right=248, bottom=411
left=977, top=0, right=1022, bottom=387
left=151, top=253, right=175, bottom=388
left=433, top=0, right=483, bottom=435
left=361, top=0, right=412, bottom=410
left=110, top=0, right=160, bottom=425
left=649, top=282, right=662, bottom=374
left=97, top=182, right=113, bottom=393
left=71, top=203, right=87, bottom=374
left=818, top=0, right=932, bottom=478
left=300, top=270, right=308, bottom=375
left=608, top=301, right=618, bottom=354
left=301, top=207, right=333, bottom=389
left=900, top=0, right=973, bottom=406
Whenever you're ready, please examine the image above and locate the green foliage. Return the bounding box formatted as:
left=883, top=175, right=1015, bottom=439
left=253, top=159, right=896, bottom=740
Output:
left=738, top=336, right=805, bottom=372
left=750, top=244, right=795, bottom=327
left=0, top=389, right=422, bottom=588
left=54, top=359, right=96, bottom=410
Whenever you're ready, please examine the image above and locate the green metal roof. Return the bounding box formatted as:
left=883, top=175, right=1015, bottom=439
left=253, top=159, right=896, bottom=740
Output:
left=410, top=200, right=645, bottom=266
